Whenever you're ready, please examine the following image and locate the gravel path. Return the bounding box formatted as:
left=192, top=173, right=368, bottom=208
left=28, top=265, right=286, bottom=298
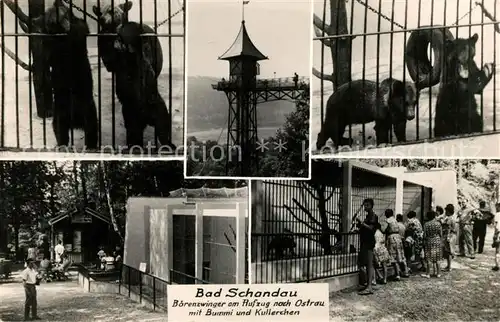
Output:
left=329, top=230, right=500, bottom=321
left=0, top=276, right=167, bottom=321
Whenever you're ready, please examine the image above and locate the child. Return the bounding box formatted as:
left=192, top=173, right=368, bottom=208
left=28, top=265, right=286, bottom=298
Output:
left=373, top=222, right=390, bottom=284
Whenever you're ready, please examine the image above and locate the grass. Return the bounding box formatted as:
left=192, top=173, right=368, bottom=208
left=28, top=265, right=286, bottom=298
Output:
left=329, top=231, right=500, bottom=321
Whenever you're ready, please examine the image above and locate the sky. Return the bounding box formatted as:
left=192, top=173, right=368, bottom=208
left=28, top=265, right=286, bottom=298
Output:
left=187, top=0, right=312, bottom=78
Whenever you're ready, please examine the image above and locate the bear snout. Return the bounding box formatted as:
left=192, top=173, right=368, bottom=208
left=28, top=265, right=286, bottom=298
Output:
left=406, top=107, right=416, bottom=121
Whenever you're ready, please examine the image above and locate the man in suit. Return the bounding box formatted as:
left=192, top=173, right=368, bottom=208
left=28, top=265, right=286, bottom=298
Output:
left=458, top=203, right=475, bottom=259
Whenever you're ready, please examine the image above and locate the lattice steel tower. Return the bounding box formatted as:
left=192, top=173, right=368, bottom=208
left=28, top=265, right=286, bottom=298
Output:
left=213, top=19, right=266, bottom=176
left=213, top=15, right=309, bottom=176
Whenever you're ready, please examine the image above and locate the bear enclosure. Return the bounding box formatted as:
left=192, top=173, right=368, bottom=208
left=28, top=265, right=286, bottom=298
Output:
left=251, top=160, right=432, bottom=283
left=312, top=0, right=500, bottom=153
left=123, top=187, right=248, bottom=293
left=0, top=0, right=185, bottom=154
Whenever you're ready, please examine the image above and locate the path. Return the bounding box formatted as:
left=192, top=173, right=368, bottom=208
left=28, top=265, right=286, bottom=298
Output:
left=0, top=273, right=167, bottom=321
left=329, top=230, right=500, bottom=321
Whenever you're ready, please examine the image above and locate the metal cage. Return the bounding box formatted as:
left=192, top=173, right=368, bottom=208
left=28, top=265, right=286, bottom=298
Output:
left=0, top=0, right=185, bottom=155
left=313, top=0, right=498, bottom=154
left=251, top=160, right=433, bottom=283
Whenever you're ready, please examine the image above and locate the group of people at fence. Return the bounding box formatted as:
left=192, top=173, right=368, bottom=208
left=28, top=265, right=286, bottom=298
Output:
left=25, top=240, right=73, bottom=283
left=355, top=198, right=500, bottom=295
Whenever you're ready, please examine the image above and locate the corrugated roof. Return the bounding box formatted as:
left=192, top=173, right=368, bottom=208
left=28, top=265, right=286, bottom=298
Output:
left=219, top=20, right=268, bottom=61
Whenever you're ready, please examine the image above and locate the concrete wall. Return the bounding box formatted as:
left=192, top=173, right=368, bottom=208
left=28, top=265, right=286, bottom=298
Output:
left=150, top=208, right=169, bottom=281
left=205, top=216, right=237, bottom=284
left=404, top=169, right=458, bottom=208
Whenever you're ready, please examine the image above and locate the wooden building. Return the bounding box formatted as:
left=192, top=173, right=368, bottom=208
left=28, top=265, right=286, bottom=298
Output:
left=48, top=207, right=113, bottom=264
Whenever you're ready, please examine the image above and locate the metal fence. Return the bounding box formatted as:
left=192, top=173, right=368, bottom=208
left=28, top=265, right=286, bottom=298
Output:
left=313, top=0, right=499, bottom=153
left=251, top=231, right=360, bottom=283
left=0, top=0, right=184, bottom=154
left=120, top=264, right=170, bottom=310
left=251, top=160, right=433, bottom=283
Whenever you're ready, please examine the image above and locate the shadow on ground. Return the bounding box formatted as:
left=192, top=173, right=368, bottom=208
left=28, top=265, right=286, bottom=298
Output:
left=329, top=230, right=500, bottom=321
left=0, top=278, right=166, bottom=321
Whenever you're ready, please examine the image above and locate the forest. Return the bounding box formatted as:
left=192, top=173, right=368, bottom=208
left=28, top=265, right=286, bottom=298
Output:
left=0, top=161, right=246, bottom=260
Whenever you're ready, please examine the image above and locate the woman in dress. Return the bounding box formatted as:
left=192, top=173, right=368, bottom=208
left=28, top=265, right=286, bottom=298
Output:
left=406, top=211, right=425, bottom=271
left=442, top=204, right=458, bottom=271
left=423, top=210, right=442, bottom=278
left=384, top=209, right=410, bottom=280
left=373, top=222, right=390, bottom=284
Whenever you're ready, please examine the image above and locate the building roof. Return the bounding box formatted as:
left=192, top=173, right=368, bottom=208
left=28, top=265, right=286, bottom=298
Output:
left=219, top=20, right=268, bottom=61
left=48, top=207, right=111, bottom=226
left=168, top=187, right=248, bottom=199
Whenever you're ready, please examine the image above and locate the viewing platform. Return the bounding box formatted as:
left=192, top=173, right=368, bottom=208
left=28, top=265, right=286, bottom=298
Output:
left=211, top=76, right=310, bottom=91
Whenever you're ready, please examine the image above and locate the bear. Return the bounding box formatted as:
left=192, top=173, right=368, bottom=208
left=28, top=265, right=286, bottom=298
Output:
left=316, top=78, right=419, bottom=151
left=92, top=1, right=163, bottom=77
left=2, top=0, right=53, bottom=118
left=92, top=1, right=173, bottom=149
left=32, top=0, right=98, bottom=149
left=434, top=33, right=495, bottom=138
left=112, top=22, right=176, bottom=149
left=267, top=235, right=297, bottom=260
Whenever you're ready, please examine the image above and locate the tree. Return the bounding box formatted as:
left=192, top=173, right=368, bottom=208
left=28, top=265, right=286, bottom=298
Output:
left=312, top=0, right=352, bottom=90
left=271, top=89, right=310, bottom=178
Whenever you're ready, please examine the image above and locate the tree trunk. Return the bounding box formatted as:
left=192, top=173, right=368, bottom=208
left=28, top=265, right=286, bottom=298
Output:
left=100, top=161, right=125, bottom=243
left=14, top=221, right=20, bottom=261
left=316, top=184, right=332, bottom=255
left=3, top=0, right=53, bottom=118
left=313, top=0, right=352, bottom=91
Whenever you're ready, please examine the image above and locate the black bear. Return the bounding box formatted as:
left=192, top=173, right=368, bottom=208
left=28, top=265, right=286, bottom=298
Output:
left=92, top=2, right=173, bottom=149
left=267, top=235, right=297, bottom=259
left=92, top=1, right=163, bottom=76
left=434, top=33, right=495, bottom=138
left=112, top=22, right=175, bottom=149
left=316, top=78, right=419, bottom=150
left=33, top=0, right=98, bottom=149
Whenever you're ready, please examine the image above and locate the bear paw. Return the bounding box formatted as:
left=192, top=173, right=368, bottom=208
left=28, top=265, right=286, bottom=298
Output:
left=484, top=63, right=495, bottom=78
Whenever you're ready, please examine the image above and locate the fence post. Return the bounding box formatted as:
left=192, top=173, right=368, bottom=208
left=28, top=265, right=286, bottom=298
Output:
left=153, top=277, right=156, bottom=310
left=306, top=239, right=311, bottom=283
left=139, top=271, right=143, bottom=303
left=118, top=264, right=122, bottom=295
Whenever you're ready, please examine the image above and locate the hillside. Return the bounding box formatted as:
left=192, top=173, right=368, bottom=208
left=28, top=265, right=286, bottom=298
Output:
left=186, top=76, right=298, bottom=141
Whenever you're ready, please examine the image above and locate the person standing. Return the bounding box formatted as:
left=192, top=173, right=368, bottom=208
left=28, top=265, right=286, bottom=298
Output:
left=492, top=203, right=500, bottom=271
left=384, top=209, right=409, bottom=280
left=458, top=204, right=475, bottom=259
left=422, top=211, right=442, bottom=278
left=54, top=240, right=65, bottom=264
left=436, top=206, right=445, bottom=221
left=355, top=198, right=378, bottom=295
left=473, top=200, right=494, bottom=254
left=21, top=259, right=41, bottom=321
left=406, top=211, right=425, bottom=272
left=442, top=204, right=458, bottom=271
left=26, top=243, right=38, bottom=267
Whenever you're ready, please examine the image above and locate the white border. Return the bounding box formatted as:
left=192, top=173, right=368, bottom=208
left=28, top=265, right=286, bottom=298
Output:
left=247, top=179, right=253, bottom=284
left=183, top=0, right=313, bottom=181
left=183, top=0, right=189, bottom=167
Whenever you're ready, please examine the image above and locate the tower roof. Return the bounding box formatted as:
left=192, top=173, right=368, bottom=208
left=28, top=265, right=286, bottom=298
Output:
left=218, top=20, right=268, bottom=61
